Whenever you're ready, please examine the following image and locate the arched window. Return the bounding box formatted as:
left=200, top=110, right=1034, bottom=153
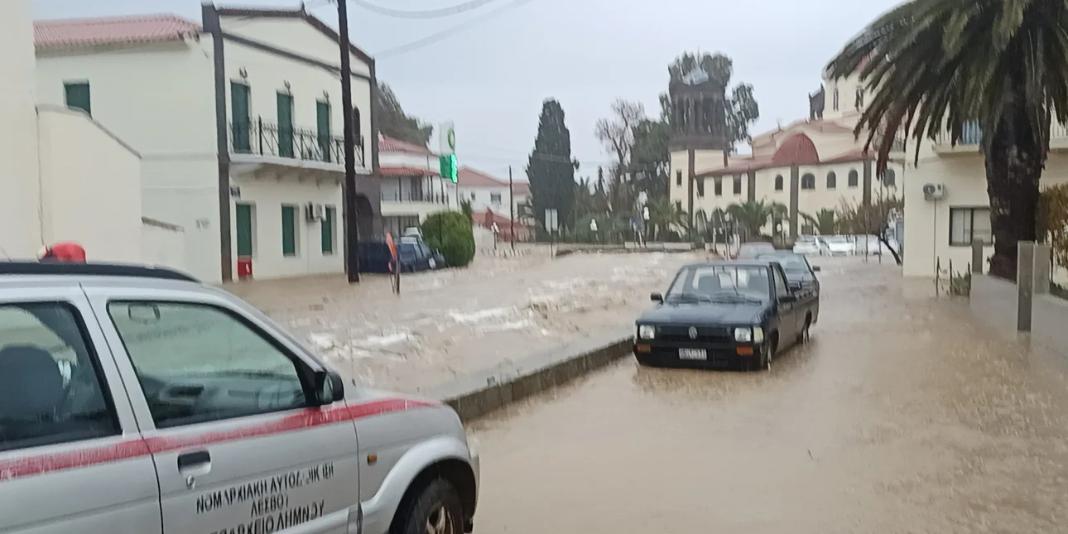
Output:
left=826, top=171, right=837, bottom=189
left=801, top=173, right=816, bottom=190
left=882, top=168, right=897, bottom=188
left=774, top=175, right=784, bottom=191
left=352, top=106, right=362, bottom=143
left=848, top=169, right=859, bottom=188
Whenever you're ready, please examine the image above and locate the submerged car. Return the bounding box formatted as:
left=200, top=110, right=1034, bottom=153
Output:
left=633, top=261, right=818, bottom=371
left=0, top=262, right=478, bottom=534
left=737, top=241, right=777, bottom=259
left=820, top=235, right=855, bottom=256
left=792, top=235, right=821, bottom=255
left=398, top=237, right=446, bottom=272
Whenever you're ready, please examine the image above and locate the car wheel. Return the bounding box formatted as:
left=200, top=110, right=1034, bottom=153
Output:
left=758, top=338, right=775, bottom=372
left=393, top=479, right=464, bottom=534
left=797, top=316, right=812, bottom=345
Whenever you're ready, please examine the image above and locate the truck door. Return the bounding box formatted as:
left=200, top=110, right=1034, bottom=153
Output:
left=88, top=288, right=361, bottom=534
left=0, top=287, right=159, bottom=534
left=771, top=266, right=798, bottom=344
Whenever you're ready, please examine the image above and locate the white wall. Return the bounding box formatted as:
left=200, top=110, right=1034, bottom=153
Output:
left=221, top=16, right=372, bottom=79
left=142, top=220, right=187, bottom=271
left=903, top=148, right=1068, bottom=277
left=229, top=176, right=344, bottom=279
left=460, top=185, right=512, bottom=215
left=0, top=0, right=42, bottom=258
left=36, top=107, right=143, bottom=263
left=36, top=38, right=220, bottom=280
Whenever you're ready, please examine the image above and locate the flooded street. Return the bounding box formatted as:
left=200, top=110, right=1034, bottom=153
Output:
left=469, top=259, right=1068, bottom=533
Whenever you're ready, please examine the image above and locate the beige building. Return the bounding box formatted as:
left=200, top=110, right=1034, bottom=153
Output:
left=669, top=70, right=902, bottom=240
left=376, top=134, right=459, bottom=237
left=34, top=6, right=380, bottom=282
left=1, top=0, right=149, bottom=263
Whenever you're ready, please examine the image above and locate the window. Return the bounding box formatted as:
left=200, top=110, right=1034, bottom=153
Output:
left=855, top=88, right=866, bottom=110
left=773, top=268, right=789, bottom=298
left=801, top=173, right=816, bottom=190
left=281, top=205, right=299, bottom=256
left=231, top=82, right=251, bottom=153
left=0, top=303, right=118, bottom=452
left=832, top=88, right=840, bottom=111
left=882, top=168, right=897, bottom=188
left=714, top=178, right=723, bottom=196
left=470, top=192, right=476, bottom=201
left=848, top=169, right=859, bottom=188
left=676, top=171, right=683, bottom=186
left=64, top=81, right=91, bottom=116
left=108, top=302, right=306, bottom=428
left=321, top=205, right=335, bottom=255
left=490, top=192, right=503, bottom=206
left=774, top=175, right=784, bottom=191
left=236, top=203, right=255, bottom=257
left=733, top=176, right=742, bottom=195
left=696, top=178, right=705, bottom=197
left=675, top=200, right=683, bottom=211
left=826, top=171, right=837, bottom=189
left=277, top=92, right=294, bottom=158
left=950, top=207, right=992, bottom=246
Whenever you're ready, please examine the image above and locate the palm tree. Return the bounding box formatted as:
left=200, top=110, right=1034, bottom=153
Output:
left=726, top=200, right=774, bottom=239
left=801, top=209, right=838, bottom=235
left=828, top=0, right=1068, bottom=279
left=647, top=197, right=687, bottom=240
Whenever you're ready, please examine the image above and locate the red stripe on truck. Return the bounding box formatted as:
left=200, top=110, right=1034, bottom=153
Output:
left=0, top=398, right=435, bottom=482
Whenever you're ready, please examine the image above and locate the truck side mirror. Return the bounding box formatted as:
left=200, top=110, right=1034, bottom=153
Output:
left=650, top=292, right=664, bottom=303
left=313, top=370, right=345, bottom=406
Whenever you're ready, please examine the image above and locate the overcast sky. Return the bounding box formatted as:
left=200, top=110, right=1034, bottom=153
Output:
left=33, top=0, right=900, bottom=181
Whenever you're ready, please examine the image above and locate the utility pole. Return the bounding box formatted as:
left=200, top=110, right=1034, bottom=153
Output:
left=338, top=0, right=360, bottom=283
left=509, top=166, right=515, bottom=251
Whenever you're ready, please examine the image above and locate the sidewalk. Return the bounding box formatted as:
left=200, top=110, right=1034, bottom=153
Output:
left=228, top=249, right=707, bottom=394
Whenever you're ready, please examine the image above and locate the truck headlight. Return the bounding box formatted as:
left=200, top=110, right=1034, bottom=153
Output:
left=753, top=326, right=765, bottom=344
left=734, top=327, right=752, bottom=343
left=638, top=325, right=656, bottom=340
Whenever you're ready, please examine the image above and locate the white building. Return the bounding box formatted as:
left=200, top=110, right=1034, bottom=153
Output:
left=376, top=134, right=459, bottom=237
left=1, top=0, right=150, bottom=263
left=457, top=166, right=531, bottom=241
left=33, top=5, right=380, bottom=282
left=669, top=69, right=903, bottom=240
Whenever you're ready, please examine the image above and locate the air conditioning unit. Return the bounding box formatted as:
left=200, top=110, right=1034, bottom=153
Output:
left=305, top=203, right=324, bottom=222
left=922, top=183, right=946, bottom=201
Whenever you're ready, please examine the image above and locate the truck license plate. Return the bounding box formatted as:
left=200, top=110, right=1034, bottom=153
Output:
left=679, top=348, right=707, bottom=360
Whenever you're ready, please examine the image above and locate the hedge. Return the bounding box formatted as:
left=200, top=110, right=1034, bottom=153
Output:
left=421, top=211, right=476, bottom=268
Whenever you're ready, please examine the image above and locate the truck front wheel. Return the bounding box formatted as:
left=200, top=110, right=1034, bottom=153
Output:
left=393, top=479, right=464, bottom=534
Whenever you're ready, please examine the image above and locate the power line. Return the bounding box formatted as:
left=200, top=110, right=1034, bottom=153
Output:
left=349, top=0, right=500, bottom=19
left=374, top=0, right=535, bottom=58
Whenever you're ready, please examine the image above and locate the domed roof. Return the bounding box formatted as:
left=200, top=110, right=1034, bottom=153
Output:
left=772, top=133, right=820, bottom=166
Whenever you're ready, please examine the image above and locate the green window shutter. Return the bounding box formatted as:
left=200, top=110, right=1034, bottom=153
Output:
left=321, top=206, right=335, bottom=254
left=316, top=101, right=331, bottom=163
left=236, top=204, right=253, bottom=257
left=281, top=206, right=297, bottom=256
left=64, top=82, right=91, bottom=116
left=231, top=82, right=251, bottom=152
left=277, top=92, right=294, bottom=158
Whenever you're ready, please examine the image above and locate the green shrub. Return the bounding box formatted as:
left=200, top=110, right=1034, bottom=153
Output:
left=421, top=211, right=475, bottom=267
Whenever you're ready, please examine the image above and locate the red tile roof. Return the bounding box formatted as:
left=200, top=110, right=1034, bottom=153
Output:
left=772, top=133, right=821, bottom=166
left=34, top=15, right=200, bottom=49
left=379, top=134, right=436, bottom=156
left=458, top=167, right=505, bottom=187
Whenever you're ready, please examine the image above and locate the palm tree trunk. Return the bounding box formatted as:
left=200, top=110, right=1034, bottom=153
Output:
left=984, top=86, right=1047, bottom=280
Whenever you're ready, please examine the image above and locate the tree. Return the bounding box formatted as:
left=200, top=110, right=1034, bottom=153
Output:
left=375, top=82, right=432, bottom=146
left=827, top=0, right=1068, bottom=279
left=665, top=52, right=761, bottom=152
left=527, top=99, right=577, bottom=232
left=801, top=209, right=838, bottom=235
left=726, top=200, right=781, bottom=239
left=595, top=100, right=644, bottom=172
left=631, top=119, right=671, bottom=200
left=836, top=193, right=904, bottom=264
left=647, top=197, right=688, bottom=241
left=421, top=211, right=475, bottom=267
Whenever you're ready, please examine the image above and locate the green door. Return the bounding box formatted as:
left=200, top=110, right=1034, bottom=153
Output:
left=64, top=82, right=91, bottom=116
left=317, top=101, right=331, bottom=162
left=236, top=204, right=253, bottom=257
left=281, top=205, right=297, bottom=256
left=277, top=92, right=294, bottom=158
left=231, top=83, right=250, bottom=152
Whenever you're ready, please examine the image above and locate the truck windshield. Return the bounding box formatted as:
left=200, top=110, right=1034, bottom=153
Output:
left=666, top=265, right=770, bottom=302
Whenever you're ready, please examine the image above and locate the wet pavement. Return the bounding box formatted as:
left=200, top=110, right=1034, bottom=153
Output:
left=230, top=246, right=709, bottom=393
left=468, top=258, right=1068, bottom=533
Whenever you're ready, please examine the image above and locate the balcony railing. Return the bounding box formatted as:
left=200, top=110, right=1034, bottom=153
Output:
left=230, top=117, right=364, bottom=168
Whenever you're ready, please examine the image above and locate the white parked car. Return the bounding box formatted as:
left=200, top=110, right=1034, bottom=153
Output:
left=792, top=236, right=821, bottom=255
left=821, top=236, right=855, bottom=256
left=0, top=262, right=479, bottom=534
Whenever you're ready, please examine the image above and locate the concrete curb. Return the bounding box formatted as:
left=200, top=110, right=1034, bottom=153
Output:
left=426, top=329, right=634, bottom=421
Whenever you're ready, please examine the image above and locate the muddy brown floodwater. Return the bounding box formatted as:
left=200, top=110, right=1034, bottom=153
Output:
left=468, top=258, right=1068, bottom=533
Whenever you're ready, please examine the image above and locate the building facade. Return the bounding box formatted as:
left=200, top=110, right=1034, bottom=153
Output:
left=669, top=70, right=903, bottom=241
left=457, top=167, right=531, bottom=241
left=34, top=6, right=380, bottom=282
left=377, top=134, right=459, bottom=237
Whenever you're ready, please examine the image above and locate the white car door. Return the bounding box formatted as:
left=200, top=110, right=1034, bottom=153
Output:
left=86, top=286, right=361, bottom=534
left=0, top=285, right=160, bottom=534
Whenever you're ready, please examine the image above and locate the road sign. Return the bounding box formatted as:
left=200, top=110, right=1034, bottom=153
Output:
left=545, top=209, right=559, bottom=232
left=439, top=154, right=458, bottom=183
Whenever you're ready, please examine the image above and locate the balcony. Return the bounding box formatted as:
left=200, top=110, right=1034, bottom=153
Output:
left=934, top=120, right=982, bottom=154
left=229, top=117, right=365, bottom=174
